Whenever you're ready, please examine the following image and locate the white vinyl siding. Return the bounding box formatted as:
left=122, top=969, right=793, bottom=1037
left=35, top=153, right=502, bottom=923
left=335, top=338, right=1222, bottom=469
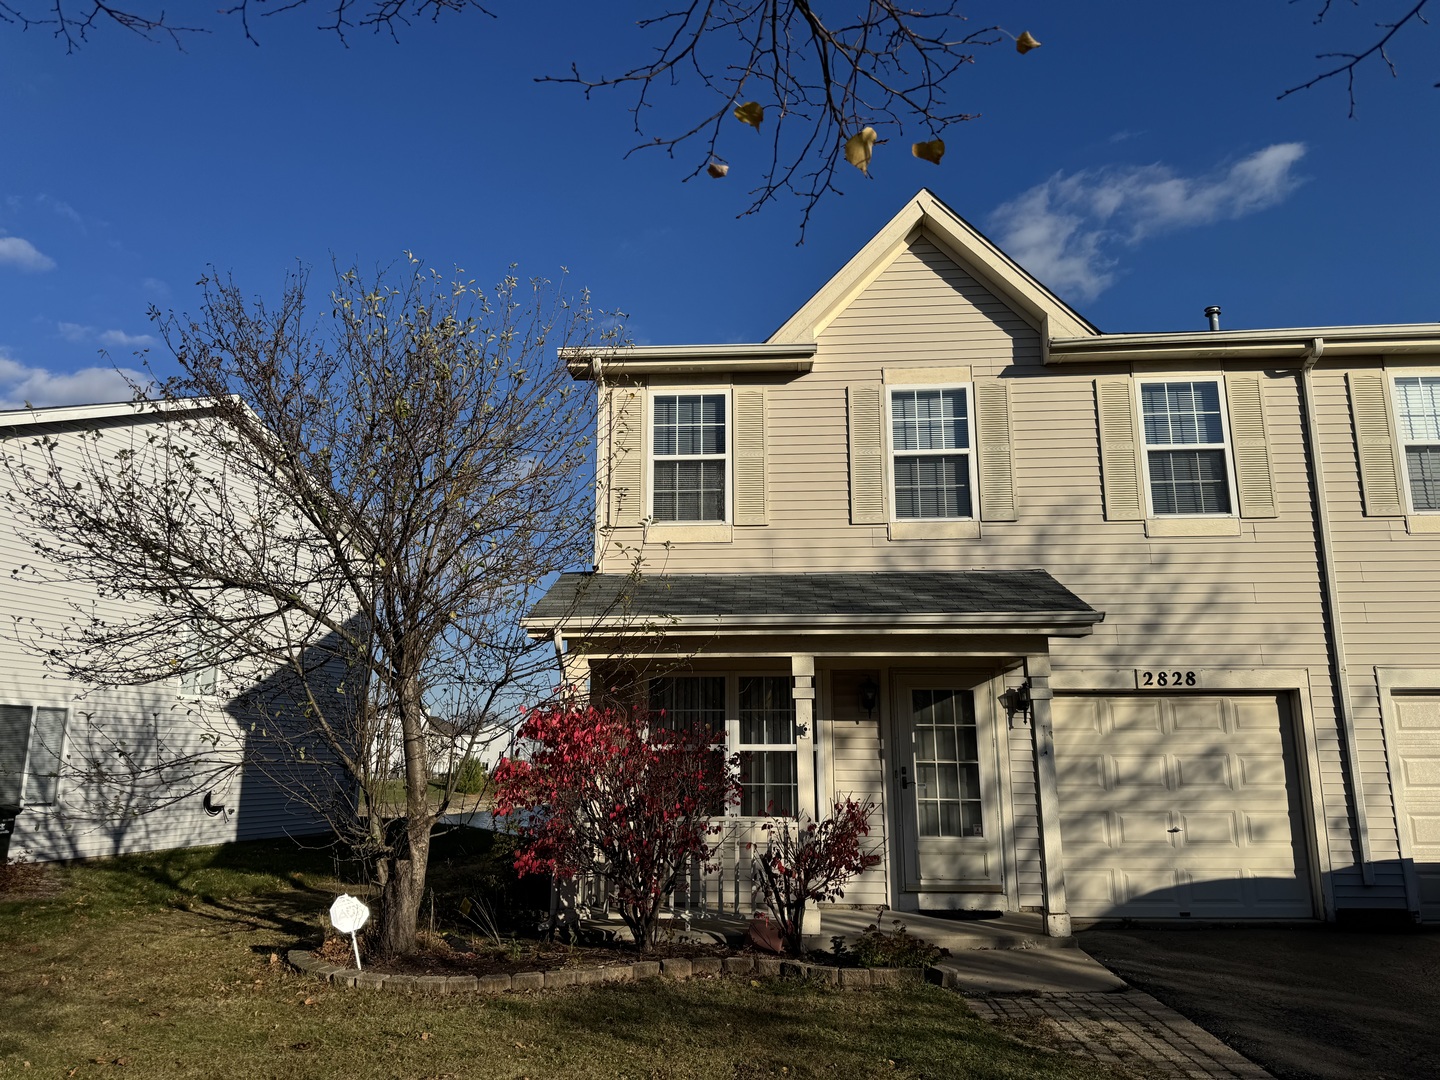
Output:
left=888, top=385, right=975, bottom=520
left=0, top=704, right=68, bottom=806
left=651, top=392, right=728, bottom=523
left=1393, top=376, right=1440, bottom=513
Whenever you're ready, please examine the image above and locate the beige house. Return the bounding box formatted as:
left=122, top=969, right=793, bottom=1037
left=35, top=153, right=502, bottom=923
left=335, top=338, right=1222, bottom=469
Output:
left=524, top=189, right=1440, bottom=935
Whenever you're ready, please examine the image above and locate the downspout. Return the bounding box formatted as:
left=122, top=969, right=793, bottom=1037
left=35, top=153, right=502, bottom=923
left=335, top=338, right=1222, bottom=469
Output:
left=593, top=355, right=605, bottom=570
left=1298, top=338, right=1376, bottom=884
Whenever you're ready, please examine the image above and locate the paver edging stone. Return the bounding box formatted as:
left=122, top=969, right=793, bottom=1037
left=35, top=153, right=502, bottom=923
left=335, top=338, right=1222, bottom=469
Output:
left=285, top=948, right=923, bottom=996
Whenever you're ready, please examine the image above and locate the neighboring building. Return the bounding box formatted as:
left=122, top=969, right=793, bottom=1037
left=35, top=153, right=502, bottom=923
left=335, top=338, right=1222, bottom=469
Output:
left=1, top=400, right=330, bottom=862
left=525, top=189, right=1440, bottom=933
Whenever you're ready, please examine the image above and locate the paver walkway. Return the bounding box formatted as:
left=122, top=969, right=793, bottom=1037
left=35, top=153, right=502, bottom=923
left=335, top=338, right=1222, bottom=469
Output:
left=967, top=990, right=1274, bottom=1080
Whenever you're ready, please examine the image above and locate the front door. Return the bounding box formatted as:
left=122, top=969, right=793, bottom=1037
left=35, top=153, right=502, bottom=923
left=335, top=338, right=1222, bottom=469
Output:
left=894, top=678, right=1004, bottom=893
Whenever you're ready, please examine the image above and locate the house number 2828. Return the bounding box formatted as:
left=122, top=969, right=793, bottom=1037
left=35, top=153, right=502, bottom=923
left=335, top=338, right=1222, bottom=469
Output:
left=1138, top=670, right=1197, bottom=688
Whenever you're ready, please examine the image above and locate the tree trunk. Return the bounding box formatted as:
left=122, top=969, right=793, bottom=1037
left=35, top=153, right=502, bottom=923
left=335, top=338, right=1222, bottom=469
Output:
left=372, top=818, right=431, bottom=958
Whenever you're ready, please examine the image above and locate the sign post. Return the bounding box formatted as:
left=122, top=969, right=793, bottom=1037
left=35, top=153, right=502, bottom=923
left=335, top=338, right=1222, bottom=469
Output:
left=329, top=894, right=371, bottom=971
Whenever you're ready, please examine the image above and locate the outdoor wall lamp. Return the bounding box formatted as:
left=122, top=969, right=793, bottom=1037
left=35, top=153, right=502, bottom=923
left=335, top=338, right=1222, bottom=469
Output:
left=999, top=682, right=1032, bottom=721
left=858, top=676, right=879, bottom=718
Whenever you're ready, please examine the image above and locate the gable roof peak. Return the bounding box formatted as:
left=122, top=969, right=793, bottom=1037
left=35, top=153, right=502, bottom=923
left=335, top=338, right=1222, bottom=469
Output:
left=769, top=188, right=1099, bottom=345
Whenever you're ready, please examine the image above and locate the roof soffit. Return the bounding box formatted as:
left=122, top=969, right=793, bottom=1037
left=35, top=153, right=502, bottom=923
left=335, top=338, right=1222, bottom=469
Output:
left=768, top=189, right=1099, bottom=346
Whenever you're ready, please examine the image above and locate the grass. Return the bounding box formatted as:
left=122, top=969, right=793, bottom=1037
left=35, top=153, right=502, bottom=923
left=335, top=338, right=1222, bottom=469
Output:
left=0, top=840, right=1127, bottom=1080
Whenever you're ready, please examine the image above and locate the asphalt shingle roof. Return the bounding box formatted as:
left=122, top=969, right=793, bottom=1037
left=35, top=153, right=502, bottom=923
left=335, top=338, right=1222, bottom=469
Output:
left=527, top=570, right=1097, bottom=624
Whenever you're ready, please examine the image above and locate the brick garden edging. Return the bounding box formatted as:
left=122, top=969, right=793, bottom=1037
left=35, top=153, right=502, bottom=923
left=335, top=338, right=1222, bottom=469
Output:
left=286, top=948, right=925, bottom=995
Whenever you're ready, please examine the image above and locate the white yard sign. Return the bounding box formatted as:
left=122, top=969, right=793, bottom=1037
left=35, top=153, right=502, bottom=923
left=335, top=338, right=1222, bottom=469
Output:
left=329, top=894, right=371, bottom=971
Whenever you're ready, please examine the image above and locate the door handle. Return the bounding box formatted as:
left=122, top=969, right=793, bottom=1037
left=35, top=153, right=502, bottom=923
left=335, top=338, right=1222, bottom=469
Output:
left=1166, top=827, right=1181, bottom=834
left=899, top=766, right=911, bottom=790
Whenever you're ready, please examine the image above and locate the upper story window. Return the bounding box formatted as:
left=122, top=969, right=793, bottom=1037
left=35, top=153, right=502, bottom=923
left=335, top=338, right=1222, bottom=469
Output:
left=1140, top=380, right=1233, bottom=516
left=652, top=393, right=727, bottom=523
left=889, top=386, right=974, bottom=520
left=1393, top=375, right=1440, bottom=512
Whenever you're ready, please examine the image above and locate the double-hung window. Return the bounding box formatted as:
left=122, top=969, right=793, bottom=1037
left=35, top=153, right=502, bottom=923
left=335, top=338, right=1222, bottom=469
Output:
left=889, top=386, right=974, bottom=520
left=1140, top=380, right=1233, bottom=516
left=737, top=676, right=797, bottom=817
left=648, top=674, right=799, bottom=818
left=651, top=393, right=727, bottom=523
left=0, top=704, right=68, bottom=806
left=1393, top=376, right=1440, bottom=512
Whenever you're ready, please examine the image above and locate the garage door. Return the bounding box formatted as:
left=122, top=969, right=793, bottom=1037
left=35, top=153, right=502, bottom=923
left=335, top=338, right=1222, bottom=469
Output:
left=1392, top=695, right=1440, bottom=921
left=1053, top=694, right=1313, bottom=919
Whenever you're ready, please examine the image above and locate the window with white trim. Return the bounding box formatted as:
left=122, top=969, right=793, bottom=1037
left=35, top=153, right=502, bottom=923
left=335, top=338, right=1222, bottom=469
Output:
left=737, top=676, right=797, bottom=817
left=1393, top=375, right=1440, bottom=512
left=1139, top=380, right=1233, bottom=515
left=888, top=386, right=974, bottom=520
left=0, top=703, right=68, bottom=806
left=648, top=674, right=798, bottom=818
left=651, top=392, right=727, bottom=522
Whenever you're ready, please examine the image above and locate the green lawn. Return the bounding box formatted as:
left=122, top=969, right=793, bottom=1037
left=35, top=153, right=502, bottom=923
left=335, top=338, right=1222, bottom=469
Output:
left=0, top=841, right=1125, bottom=1080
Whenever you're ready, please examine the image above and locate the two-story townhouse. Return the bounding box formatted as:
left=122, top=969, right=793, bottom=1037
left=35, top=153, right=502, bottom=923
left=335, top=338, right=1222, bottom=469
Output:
left=523, top=189, right=1440, bottom=936
left=1, top=400, right=332, bottom=862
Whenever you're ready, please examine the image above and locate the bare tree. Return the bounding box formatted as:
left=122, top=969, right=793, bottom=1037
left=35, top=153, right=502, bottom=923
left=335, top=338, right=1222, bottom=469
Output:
left=1281, top=1, right=1437, bottom=115
left=0, top=0, right=490, bottom=50
left=4, top=257, right=622, bottom=957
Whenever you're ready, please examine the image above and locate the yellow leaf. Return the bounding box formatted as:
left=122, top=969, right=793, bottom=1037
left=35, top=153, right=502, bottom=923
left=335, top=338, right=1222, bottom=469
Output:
left=911, top=139, right=945, bottom=165
left=706, top=161, right=729, bottom=179
left=844, top=127, right=878, bottom=174
left=1016, top=30, right=1041, bottom=54
left=733, top=101, right=764, bottom=130
left=459, top=896, right=472, bottom=916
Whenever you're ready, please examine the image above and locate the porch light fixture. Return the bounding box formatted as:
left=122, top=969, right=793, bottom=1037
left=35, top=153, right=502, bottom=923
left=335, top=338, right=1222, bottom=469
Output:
left=858, top=676, right=879, bottom=718
left=999, top=682, right=1032, bottom=719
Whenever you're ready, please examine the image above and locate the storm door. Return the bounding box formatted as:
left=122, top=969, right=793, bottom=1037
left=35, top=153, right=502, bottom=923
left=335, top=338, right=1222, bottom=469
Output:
left=894, top=680, right=1003, bottom=892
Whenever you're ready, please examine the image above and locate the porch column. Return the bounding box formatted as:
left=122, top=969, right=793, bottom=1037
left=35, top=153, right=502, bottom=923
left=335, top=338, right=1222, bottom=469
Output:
left=792, top=654, right=817, bottom=820
left=1026, top=653, right=1071, bottom=939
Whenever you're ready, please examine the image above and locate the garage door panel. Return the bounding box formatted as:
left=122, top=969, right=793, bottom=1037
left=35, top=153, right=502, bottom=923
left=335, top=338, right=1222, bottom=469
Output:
left=1055, top=693, right=1313, bottom=920
left=1392, top=696, right=1440, bottom=920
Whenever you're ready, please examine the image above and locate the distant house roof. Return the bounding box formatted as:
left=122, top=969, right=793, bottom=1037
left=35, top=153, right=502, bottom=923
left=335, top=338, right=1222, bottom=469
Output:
left=524, top=570, right=1103, bottom=637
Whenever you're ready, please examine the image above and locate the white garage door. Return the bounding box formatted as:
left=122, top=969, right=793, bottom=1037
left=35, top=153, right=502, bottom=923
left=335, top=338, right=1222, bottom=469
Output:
left=1392, top=695, right=1440, bottom=921
left=1053, top=694, right=1313, bottom=919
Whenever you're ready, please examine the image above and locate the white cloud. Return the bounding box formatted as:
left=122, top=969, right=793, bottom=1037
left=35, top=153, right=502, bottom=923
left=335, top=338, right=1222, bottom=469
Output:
left=57, top=321, right=157, bottom=349
left=989, top=143, right=1307, bottom=301
left=0, top=234, right=57, bottom=272
left=0, top=351, right=147, bottom=410
left=36, top=194, right=85, bottom=230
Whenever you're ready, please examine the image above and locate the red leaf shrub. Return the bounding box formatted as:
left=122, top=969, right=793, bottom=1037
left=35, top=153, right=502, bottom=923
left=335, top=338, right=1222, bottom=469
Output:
left=492, top=703, right=738, bottom=951
left=752, top=797, right=881, bottom=955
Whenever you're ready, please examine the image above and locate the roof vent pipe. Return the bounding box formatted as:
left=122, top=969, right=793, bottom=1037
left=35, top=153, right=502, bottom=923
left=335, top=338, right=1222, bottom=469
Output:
left=1204, top=305, right=1222, bottom=332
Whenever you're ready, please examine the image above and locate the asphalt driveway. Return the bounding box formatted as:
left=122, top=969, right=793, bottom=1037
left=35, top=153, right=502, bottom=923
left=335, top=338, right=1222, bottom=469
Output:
left=1078, top=925, right=1440, bottom=1080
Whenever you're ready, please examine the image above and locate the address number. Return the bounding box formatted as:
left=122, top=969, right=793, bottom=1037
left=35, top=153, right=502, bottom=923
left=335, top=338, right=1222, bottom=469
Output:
left=1136, top=669, right=1198, bottom=688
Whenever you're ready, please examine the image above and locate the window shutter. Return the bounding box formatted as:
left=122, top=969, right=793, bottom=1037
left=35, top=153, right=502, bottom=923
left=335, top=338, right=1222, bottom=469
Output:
left=734, top=388, right=767, bottom=525
left=606, top=385, right=645, bottom=527
left=26, top=707, right=67, bottom=804
left=1349, top=372, right=1405, bottom=516
left=0, top=704, right=30, bottom=805
left=848, top=384, right=886, bottom=524
left=1224, top=373, right=1278, bottom=519
left=1095, top=377, right=1144, bottom=521
left=974, top=379, right=1017, bottom=521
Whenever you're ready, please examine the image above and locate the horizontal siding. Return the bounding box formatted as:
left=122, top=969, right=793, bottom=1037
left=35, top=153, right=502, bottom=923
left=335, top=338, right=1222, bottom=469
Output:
left=824, top=669, right=889, bottom=907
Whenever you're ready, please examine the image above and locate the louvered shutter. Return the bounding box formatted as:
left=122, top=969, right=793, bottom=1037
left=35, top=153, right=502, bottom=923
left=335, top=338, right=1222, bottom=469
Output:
left=1224, top=373, right=1278, bottom=518
left=606, top=386, right=645, bottom=527
left=733, top=388, right=767, bottom=525
left=1095, top=377, right=1144, bottom=521
left=1349, top=372, right=1405, bottom=516
left=848, top=384, right=886, bottom=524
left=974, top=380, right=1017, bottom=521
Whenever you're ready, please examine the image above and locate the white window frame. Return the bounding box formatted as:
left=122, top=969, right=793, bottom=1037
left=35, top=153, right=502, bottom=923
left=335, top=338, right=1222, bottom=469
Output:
left=1391, top=373, right=1440, bottom=515
left=884, top=382, right=979, bottom=523
left=0, top=703, right=69, bottom=807
left=1137, top=376, right=1239, bottom=519
left=647, top=388, right=732, bottom=525
left=647, top=671, right=799, bottom=820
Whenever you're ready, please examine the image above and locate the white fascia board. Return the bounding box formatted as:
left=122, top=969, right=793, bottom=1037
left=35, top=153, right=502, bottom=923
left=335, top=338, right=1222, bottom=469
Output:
left=560, top=343, right=816, bottom=380
left=524, top=610, right=1103, bottom=637
left=1049, top=324, right=1440, bottom=364
left=0, top=397, right=223, bottom=430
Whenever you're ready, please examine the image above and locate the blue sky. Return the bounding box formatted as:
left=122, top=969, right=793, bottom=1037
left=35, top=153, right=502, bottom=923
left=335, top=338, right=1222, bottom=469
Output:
left=2, top=1, right=1437, bottom=408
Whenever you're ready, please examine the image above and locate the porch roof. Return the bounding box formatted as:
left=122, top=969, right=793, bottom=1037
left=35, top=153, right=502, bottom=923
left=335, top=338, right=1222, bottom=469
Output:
left=524, top=570, right=1103, bottom=637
